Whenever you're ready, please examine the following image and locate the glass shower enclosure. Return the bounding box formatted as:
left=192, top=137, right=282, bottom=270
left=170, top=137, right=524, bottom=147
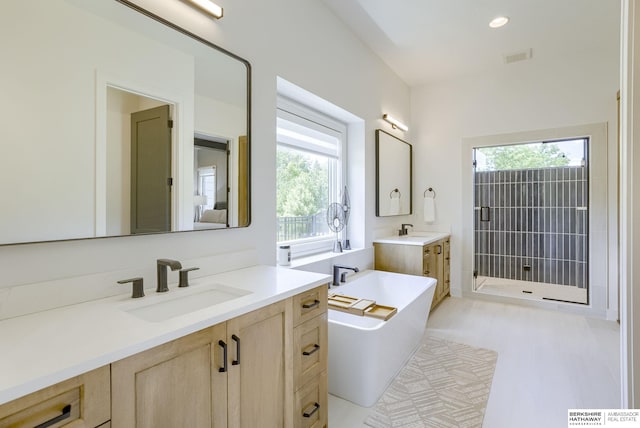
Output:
left=472, top=138, right=589, bottom=304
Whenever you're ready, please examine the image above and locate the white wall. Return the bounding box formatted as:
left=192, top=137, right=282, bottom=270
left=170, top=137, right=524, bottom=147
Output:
left=411, top=44, right=620, bottom=317
left=0, top=0, right=409, bottom=291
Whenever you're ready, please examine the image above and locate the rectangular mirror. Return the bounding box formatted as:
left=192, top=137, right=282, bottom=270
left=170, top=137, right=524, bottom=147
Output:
left=376, top=129, right=412, bottom=216
left=0, top=0, right=250, bottom=245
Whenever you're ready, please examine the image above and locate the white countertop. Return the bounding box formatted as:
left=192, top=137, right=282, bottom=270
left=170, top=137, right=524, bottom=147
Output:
left=373, top=232, right=450, bottom=246
left=0, top=265, right=330, bottom=405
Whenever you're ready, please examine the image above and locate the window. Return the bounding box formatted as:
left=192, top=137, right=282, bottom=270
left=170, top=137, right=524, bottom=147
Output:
left=197, top=166, right=216, bottom=210
left=475, top=139, right=586, bottom=171
left=277, top=98, right=346, bottom=256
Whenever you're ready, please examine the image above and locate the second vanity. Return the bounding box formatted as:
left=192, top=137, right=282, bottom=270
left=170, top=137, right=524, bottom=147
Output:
left=374, top=232, right=451, bottom=309
left=0, top=266, right=330, bottom=428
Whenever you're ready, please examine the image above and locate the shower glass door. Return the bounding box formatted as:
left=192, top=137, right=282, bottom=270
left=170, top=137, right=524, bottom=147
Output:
left=472, top=138, right=589, bottom=304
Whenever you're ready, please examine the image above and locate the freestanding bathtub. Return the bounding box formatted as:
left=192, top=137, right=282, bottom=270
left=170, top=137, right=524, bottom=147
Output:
left=328, top=269, right=436, bottom=407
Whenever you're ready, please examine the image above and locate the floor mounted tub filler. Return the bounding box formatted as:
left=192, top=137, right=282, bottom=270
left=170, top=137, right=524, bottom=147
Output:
left=327, top=269, right=437, bottom=407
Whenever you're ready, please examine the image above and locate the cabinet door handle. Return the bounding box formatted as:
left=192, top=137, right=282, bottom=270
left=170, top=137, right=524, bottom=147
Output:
left=437, top=245, right=442, bottom=255
left=303, top=402, right=320, bottom=418
left=218, top=340, right=228, bottom=373
left=302, top=299, right=320, bottom=309
left=34, top=404, right=71, bottom=428
left=231, top=334, right=241, bottom=366
left=302, top=344, right=320, bottom=356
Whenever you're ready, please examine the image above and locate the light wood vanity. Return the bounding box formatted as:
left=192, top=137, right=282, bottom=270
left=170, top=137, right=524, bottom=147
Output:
left=0, top=367, right=111, bottom=427
left=0, top=268, right=329, bottom=428
left=374, top=234, right=451, bottom=309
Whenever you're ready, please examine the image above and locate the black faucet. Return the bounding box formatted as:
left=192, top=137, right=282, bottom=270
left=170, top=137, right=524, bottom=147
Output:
left=156, top=259, right=182, bottom=292
left=332, top=265, right=360, bottom=286
left=399, top=223, right=413, bottom=236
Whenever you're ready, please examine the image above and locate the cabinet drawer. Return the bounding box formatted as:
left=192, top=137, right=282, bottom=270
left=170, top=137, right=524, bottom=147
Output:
left=293, top=285, right=328, bottom=326
left=294, top=371, right=327, bottom=428
left=0, top=365, right=110, bottom=428
left=293, top=313, right=328, bottom=390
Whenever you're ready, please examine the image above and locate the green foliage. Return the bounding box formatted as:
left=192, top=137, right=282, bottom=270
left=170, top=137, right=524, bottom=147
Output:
left=276, top=148, right=328, bottom=217
left=480, top=143, right=570, bottom=171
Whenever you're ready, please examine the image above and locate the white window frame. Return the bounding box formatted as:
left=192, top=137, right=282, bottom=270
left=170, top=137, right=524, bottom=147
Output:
left=277, top=96, right=347, bottom=257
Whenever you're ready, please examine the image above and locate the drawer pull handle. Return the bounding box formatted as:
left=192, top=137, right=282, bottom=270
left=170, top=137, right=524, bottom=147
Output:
left=302, top=344, right=320, bottom=356
left=35, top=404, right=71, bottom=428
left=218, top=340, right=228, bottom=373
left=303, top=402, right=320, bottom=418
left=232, top=334, right=241, bottom=366
left=302, top=299, right=320, bottom=309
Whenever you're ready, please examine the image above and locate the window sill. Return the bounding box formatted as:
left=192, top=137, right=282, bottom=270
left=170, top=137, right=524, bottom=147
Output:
left=285, top=247, right=367, bottom=269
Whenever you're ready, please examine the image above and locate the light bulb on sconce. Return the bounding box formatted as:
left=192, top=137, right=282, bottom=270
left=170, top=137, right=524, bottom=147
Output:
left=187, top=0, right=224, bottom=19
left=382, top=114, right=408, bottom=132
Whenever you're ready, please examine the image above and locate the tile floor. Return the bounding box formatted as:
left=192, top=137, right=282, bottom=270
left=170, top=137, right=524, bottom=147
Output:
left=328, top=296, right=620, bottom=428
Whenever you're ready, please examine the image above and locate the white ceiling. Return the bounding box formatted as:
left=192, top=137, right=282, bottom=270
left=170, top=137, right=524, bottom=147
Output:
left=320, top=0, right=620, bottom=87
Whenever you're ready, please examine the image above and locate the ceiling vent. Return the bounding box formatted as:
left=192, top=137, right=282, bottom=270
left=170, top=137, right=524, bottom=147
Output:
left=503, top=48, right=533, bottom=64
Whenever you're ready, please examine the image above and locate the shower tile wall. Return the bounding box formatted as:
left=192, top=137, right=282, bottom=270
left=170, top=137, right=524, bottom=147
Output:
left=474, top=166, right=588, bottom=288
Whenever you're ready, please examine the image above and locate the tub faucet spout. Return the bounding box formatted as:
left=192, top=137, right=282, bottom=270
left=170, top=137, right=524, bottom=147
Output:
left=157, top=258, right=182, bottom=292
left=332, top=265, right=360, bottom=286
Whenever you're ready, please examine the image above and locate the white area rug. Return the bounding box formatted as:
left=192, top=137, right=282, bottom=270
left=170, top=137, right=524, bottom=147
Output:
left=364, top=335, right=498, bottom=428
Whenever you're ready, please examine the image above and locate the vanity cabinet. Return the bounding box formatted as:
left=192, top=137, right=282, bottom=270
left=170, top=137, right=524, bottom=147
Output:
left=227, top=299, right=289, bottom=428
left=292, top=287, right=328, bottom=428
left=111, top=323, right=228, bottom=427
left=374, top=237, right=451, bottom=309
left=0, top=365, right=110, bottom=428
left=111, top=285, right=328, bottom=428
left=0, top=284, right=328, bottom=428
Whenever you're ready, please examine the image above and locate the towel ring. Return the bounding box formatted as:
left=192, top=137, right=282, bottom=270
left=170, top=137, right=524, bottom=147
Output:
left=389, top=188, right=401, bottom=199
left=423, top=187, right=436, bottom=199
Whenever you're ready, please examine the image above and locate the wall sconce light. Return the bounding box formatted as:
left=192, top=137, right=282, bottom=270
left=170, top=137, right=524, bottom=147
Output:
left=187, top=0, right=224, bottom=19
left=382, top=114, right=408, bottom=132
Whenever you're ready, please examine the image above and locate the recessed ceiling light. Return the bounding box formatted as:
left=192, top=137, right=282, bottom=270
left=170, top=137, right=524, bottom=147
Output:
left=489, top=16, right=509, bottom=28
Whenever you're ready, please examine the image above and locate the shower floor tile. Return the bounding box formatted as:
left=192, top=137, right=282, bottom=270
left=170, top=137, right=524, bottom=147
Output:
left=475, top=275, right=588, bottom=304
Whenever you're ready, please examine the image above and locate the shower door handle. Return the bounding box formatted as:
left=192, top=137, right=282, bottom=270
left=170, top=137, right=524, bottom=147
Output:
left=480, top=206, right=490, bottom=222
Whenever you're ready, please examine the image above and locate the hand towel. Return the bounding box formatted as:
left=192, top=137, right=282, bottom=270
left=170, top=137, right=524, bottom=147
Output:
left=423, top=197, right=435, bottom=223
left=389, top=197, right=400, bottom=215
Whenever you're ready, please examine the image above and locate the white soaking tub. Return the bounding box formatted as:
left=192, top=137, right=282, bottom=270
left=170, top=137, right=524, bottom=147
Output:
left=327, top=269, right=436, bottom=407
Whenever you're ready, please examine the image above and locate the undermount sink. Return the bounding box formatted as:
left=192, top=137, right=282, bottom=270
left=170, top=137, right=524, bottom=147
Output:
left=122, top=284, right=252, bottom=322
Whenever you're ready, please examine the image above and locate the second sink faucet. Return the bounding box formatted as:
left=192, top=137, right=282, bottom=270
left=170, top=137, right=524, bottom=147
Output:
left=332, top=265, right=359, bottom=286
left=399, top=223, right=413, bottom=236
left=157, top=259, right=182, bottom=292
